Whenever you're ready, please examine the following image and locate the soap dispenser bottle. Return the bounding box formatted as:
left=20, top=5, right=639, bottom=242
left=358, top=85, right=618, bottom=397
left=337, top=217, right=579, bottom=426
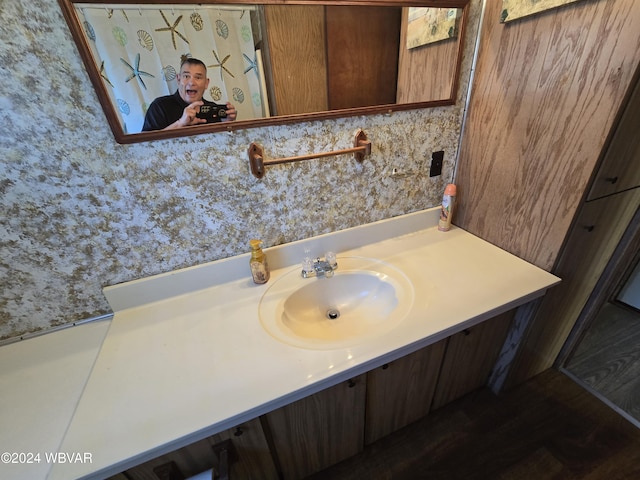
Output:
left=249, top=239, right=270, bottom=284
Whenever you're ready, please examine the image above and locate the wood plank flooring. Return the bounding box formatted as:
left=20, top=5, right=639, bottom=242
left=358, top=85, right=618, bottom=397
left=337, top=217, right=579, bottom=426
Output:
left=565, top=302, right=640, bottom=423
left=306, top=369, right=640, bottom=480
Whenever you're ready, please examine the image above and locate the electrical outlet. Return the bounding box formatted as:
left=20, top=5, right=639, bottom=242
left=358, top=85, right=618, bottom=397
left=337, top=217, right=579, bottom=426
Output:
left=430, top=151, right=444, bottom=177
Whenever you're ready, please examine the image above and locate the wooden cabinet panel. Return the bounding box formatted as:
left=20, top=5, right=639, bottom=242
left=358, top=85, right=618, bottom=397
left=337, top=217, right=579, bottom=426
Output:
left=325, top=6, right=401, bottom=109
left=219, top=418, right=280, bottom=480
left=364, top=339, right=447, bottom=445
left=264, top=375, right=367, bottom=479
left=112, top=417, right=278, bottom=480
left=432, top=311, right=514, bottom=409
left=587, top=72, right=640, bottom=200
left=505, top=187, right=640, bottom=388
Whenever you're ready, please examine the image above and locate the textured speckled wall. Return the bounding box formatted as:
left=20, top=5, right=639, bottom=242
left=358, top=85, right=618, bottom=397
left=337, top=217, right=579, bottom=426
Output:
left=0, top=0, right=480, bottom=341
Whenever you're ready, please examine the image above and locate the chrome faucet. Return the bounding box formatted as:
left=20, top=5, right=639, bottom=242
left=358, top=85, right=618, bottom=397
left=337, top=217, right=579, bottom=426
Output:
left=301, top=251, right=338, bottom=278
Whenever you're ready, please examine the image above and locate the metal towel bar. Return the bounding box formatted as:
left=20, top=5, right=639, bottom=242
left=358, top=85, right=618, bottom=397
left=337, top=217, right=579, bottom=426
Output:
left=248, top=129, right=371, bottom=178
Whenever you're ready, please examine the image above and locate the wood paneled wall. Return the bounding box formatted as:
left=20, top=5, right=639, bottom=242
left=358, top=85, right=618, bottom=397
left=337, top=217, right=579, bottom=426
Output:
left=264, top=6, right=328, bottom=115
left=455, top=0, right=640, bottom=271
left=396, top=7, right=459, bottom=103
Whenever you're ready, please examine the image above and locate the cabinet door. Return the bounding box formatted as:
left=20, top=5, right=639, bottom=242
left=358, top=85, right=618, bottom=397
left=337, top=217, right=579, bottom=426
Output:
left=325, top=6, right=401, bottom=109
left=263, top=375, right=366, bottom=479
left=505, top=187, right=640, bottom=387
left=219, top=418, right=280, bottom=480
left=432, top=311, right=514, bottom=409
left=113, top=417, right=278, bottom=480
left=587, top=72, right=640, bottom=200
left=364, top=339, right=447, bottom=445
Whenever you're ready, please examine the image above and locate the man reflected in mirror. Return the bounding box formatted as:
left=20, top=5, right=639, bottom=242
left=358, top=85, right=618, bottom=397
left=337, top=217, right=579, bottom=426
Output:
left=142, top=58, right=237, bottom=131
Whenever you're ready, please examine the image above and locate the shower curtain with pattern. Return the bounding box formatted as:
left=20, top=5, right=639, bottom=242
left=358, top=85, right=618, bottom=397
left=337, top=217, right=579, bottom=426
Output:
left=78, top=4, right=266, bottom=133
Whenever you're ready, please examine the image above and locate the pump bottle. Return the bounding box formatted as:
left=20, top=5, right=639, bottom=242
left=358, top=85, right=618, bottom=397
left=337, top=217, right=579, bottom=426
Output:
left=249, top=239, right=270, bottom=284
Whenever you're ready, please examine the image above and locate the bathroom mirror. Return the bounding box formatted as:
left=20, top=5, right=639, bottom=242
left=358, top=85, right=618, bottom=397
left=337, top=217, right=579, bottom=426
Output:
left=58, top=0, right=469, bottom=144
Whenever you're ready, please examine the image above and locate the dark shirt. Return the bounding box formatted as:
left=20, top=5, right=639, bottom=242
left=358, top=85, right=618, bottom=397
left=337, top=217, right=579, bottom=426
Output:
left=142, top=90, right=219, bottom=131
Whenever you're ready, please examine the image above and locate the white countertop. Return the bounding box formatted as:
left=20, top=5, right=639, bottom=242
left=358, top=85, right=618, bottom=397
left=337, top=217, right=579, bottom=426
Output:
left=0, top=209, right=560, bottom=480
left=0, top=319, right=110, bottom=480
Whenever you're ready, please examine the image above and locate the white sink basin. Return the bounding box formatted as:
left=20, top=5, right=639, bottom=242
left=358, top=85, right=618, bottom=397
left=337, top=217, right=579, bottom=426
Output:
left=259, top=257, right=415, bottom=349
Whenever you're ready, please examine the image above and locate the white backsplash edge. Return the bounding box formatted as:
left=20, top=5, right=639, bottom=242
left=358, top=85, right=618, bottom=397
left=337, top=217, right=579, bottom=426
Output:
left=104, top=208, right=441, bottom=312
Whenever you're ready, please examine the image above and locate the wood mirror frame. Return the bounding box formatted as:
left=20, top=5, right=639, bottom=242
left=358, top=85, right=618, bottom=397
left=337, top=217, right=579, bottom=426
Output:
left=58, top=0, right=470, bottom=144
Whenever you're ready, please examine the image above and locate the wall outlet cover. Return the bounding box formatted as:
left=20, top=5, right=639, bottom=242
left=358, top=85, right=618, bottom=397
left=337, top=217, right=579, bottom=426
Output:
left=430, top=151, right=444, bottom=177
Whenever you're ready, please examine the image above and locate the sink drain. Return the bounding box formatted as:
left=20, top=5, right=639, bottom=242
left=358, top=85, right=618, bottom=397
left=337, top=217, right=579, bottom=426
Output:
left=326, top=309, right=340, bottom=320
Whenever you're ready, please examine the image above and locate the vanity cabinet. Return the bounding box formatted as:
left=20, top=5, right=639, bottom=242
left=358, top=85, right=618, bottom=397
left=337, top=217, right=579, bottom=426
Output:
left=432, top=311, right=514, bottom=409
left=262, top=375, right=367, bottom=479
left=262, top=313, right=513, bottom=474
left=364, top=339, right=447, bottom=445
left=108, top=417, right=278, bottom=480
left=212, top=418, right=280, bottom=480
left=108, top=313, right=516, bottom=479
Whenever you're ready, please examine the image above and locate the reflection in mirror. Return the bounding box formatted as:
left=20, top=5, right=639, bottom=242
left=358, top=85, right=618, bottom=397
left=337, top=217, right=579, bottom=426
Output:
left=58, top=1, right=469, bottom=143
left=76, top=4, right=266, bottom=133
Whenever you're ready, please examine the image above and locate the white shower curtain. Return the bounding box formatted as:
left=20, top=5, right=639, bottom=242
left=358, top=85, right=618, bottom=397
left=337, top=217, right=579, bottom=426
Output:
left=78, top=4, right=267, bottom=133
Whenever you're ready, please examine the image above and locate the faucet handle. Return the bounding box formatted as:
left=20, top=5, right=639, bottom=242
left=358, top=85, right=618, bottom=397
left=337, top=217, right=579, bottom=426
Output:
left=325, top=251, right=337, bottom=268
left=302, top=256, right=314, bottom=273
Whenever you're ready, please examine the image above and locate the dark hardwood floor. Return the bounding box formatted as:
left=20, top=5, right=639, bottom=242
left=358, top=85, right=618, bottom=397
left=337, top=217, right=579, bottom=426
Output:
left=307, top=369, right=640, bottom=480
left=564, top=301, right=640, bottom=423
